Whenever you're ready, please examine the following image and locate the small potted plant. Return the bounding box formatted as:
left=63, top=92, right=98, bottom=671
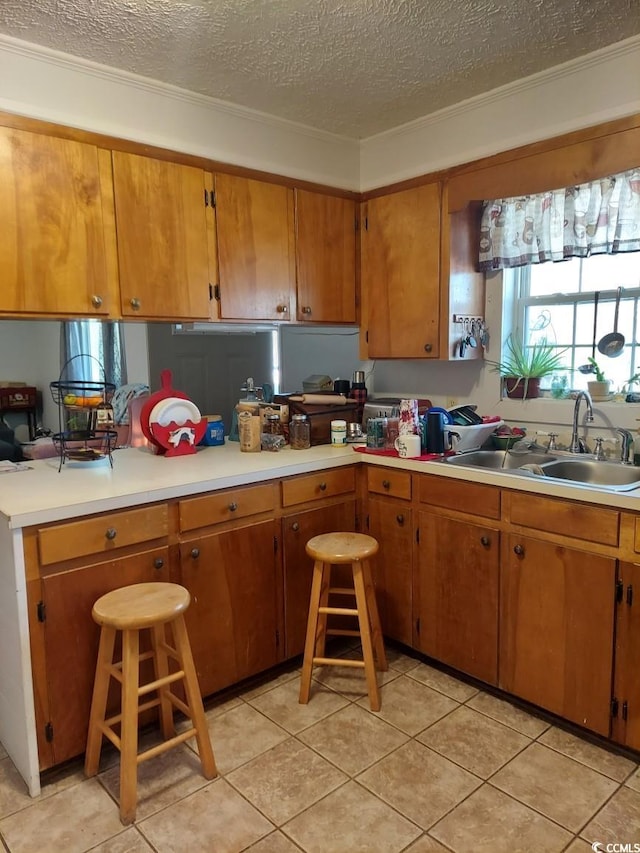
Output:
left=486, top=335, right=568, bottom=399
left=586, top=358, right=611, bottom=399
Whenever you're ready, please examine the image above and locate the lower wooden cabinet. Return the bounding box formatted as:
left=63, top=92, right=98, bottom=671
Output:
left=180, top=519, right=281, bottom=697
left=612, top=561, right=640, bottom=750
left=499, top=534, right=616, bottom=736
left=34, top=547, right=170, bottom=769
left=416, top=510, right=499, bottom=684
left=281, top=500, right=356, bottom=658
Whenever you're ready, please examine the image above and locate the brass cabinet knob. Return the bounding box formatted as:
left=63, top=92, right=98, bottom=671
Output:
left=291, top=521, right=300, bottom=532
left=302, top=306, right=312, bottom=314
left=382, top=480, right=391, bottom=489
left=424, top=343, right=433, bottom=353
left=396, top=514, right=405, bottom=525
left=513, top=544, right=525, bottom=556
left=228, top=502, right=238, bottom=512
left=91, top=295, right=103, bottom=308
left=130, top=297, right=141, bottom=310
left=153, top=557, right=164, bottom=569
left=480, top=536, right=490, bottom=547
left=276, top=304, right=288, bottom=314
left=190, top=547, right=200, bottom=559
left=105, top=528, right=117, bottom=540
left=319, top=482, right=327, bottom=491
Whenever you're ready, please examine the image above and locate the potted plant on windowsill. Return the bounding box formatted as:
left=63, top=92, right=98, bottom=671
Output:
left=487, top=335, right=568, bottom=400
left=586, top=358, right=611, bottom=400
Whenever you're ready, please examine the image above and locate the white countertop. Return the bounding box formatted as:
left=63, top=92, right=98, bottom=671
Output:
left=2, top=442, right=639, bottom=529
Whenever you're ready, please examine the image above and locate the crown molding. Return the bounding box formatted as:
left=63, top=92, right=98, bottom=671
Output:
left=0, top=33, right=356, bottom=146
left=361, top=34, right=640, bottom=146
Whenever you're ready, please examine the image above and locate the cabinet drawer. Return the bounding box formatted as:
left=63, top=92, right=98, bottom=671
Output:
left=179, top=482, right=278, bottom=532
left=507, top=492, right=619, bottom=546
left=38, top=504, right=169, bottom=566
left=367, top=467, right=412, bottom=501
left=282, top=466, right=356, bottom=507
left=419, top=475, right=500, bottom=519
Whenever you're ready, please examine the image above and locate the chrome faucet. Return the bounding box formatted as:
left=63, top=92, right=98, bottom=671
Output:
left=569, top=390, right=594, bottom=453
left=616, top=428, right=635, bottom=465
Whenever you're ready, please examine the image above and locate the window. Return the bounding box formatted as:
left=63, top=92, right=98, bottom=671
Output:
left=513, top=252, right=640, bottom=393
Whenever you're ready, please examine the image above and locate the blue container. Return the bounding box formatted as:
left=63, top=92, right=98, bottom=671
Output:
left=201, top=416, right=225, bottom=446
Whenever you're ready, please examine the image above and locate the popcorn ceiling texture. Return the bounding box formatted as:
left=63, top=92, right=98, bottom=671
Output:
left=0, top=0, right=638, bottom=138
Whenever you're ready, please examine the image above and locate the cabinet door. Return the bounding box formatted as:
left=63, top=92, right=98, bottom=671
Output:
left=295, top=190, right=356, bottom=323
left=282, top=500, right=356, bottom=659
left=180, top=519, right=280, bottom=697
left=215, top=173, right=295, bottom=320
left=417, top=510, right=499, bottom=684
left=112, top=151, right=213, bottom=320
left=0, top=127, right=114, bottom=316
left=500, top=535, right=615, bottom=736
left=367, top=497, right=413, bottom=647
left=39, top=547, right=169, bottom=768
left=362, top=183, right=441, bottom=358
left=613, top=561, right=640, bottom=751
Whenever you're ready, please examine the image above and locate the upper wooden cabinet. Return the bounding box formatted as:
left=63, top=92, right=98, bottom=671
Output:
left=0, top=127, right=116, bottom=318
left=214, top=173, right=295, bottom=321
left=361, top=183, right=441, bottom=358
left=111, top=151, right=214, bottom=320
left=294, top=189, right=356, bottom=323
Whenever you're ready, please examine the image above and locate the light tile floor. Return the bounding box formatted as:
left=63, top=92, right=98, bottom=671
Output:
left=1, top=646, right=639, bottom=853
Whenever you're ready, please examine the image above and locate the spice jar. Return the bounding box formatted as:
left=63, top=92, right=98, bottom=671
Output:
left=263, top=413, right=282, bottom=436
left=261, top=413, right=285, bottom=451
left=290, top=413, right=311, bottom=449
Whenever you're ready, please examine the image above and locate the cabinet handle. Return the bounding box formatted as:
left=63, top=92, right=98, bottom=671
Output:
left=228, top=502, right=238, bottom=512
left=382, top=480, right=391, bottom=489
left=513, top=544, right=525, bottom=557
left=130, top=297, right=141, bottom=310
left=154, top=557, right=164, bottom=570
left=276, top=304, right=288, bottom=314
left=190, top=547, right=200, bottom=559
left=318, top=482, right=327, bottom=491
left=424, top=343, right=433, bottom=353
left=302, top=306, right=312, bottom=314
left=291, top=521, right=300, bottom=532
left=480, top=536, right=490, bottom=547
left=91, top=295, right=103, bottom=308
left=105, top=527, right=117, bottom=541
left=396, top=514, right=404, bottom=525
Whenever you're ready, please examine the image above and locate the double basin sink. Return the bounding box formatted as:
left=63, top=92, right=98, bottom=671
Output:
left=443, top=450, right=640, bottom=492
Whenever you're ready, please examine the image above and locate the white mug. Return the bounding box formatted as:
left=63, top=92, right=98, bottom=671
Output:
left=394, top=434, right=421, bottom=458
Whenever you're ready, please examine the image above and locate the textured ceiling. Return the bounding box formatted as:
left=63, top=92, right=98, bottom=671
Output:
left=0, top=0, right=638, bottom=138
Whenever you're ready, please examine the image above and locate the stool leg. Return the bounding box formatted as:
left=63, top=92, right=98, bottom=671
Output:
left=299, top=560, right=326, bottom=704
left=362, top=560, right=388, bottom=672
left=171, top=615, right=217, bottom=780
left=119, top=628, right=140, bottom=825
left=151, top=622, right=175, bottom=740
left=85, top=625, right=117, bottom=777
left=315, top=562, right=331, bottom=658
left=352, top=562, right=381, bottom=712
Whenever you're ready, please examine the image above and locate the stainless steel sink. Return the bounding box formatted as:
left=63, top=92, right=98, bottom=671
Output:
left=443, top=450, right=640, bottom=492
left=444, top=450, right=558, bottom=470
left=536, top=458, right=640, bottom=491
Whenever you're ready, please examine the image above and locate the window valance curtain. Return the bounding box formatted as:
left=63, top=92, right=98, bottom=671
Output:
left=478, top=168, right=640, bottom=271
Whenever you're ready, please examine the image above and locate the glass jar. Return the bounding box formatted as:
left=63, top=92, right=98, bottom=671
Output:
left=290, top=413, right=311, bottom=449
left=263, top=413, right=282, bottom=436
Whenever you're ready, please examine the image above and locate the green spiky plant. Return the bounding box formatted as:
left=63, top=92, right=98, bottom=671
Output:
left=487, top=335, right=568, bottom=399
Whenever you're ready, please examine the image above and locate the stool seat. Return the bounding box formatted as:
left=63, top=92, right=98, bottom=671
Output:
left=92, top=582, right=190, bottom=630
left=85, top=581, right=216, bottom=824
left=300, top=532, right=387, bottom=711
left=305, top=532, right=379, bottom=564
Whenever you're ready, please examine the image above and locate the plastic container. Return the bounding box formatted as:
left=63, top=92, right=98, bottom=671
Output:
left=200, top=415, right=225, bottom=446
left=331, top=419, right=347, bottom=447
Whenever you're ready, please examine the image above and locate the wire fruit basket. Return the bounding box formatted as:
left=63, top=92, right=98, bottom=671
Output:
left=49, top=356, right=117, bottom=471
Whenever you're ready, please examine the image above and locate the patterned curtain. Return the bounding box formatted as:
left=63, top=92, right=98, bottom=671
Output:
left=478, top=168, right=640, bottom=271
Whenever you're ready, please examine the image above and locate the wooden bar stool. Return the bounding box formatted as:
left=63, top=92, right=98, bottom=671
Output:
left=299, top=532, right=388, bottom=711
left=84, top=582, right=217, bottom=824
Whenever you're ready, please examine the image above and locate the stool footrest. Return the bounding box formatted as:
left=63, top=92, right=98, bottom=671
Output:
left=138, top=669, right=184, bottom=697
left=318, top=606, right=358, bottom=617
left=137, top=728, right=197, bottom=764
left=312, top=656, right=365, bottom=668
left=328, top=587, right=355, bottom=595
left=326, top=628, right=360, bottom=637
